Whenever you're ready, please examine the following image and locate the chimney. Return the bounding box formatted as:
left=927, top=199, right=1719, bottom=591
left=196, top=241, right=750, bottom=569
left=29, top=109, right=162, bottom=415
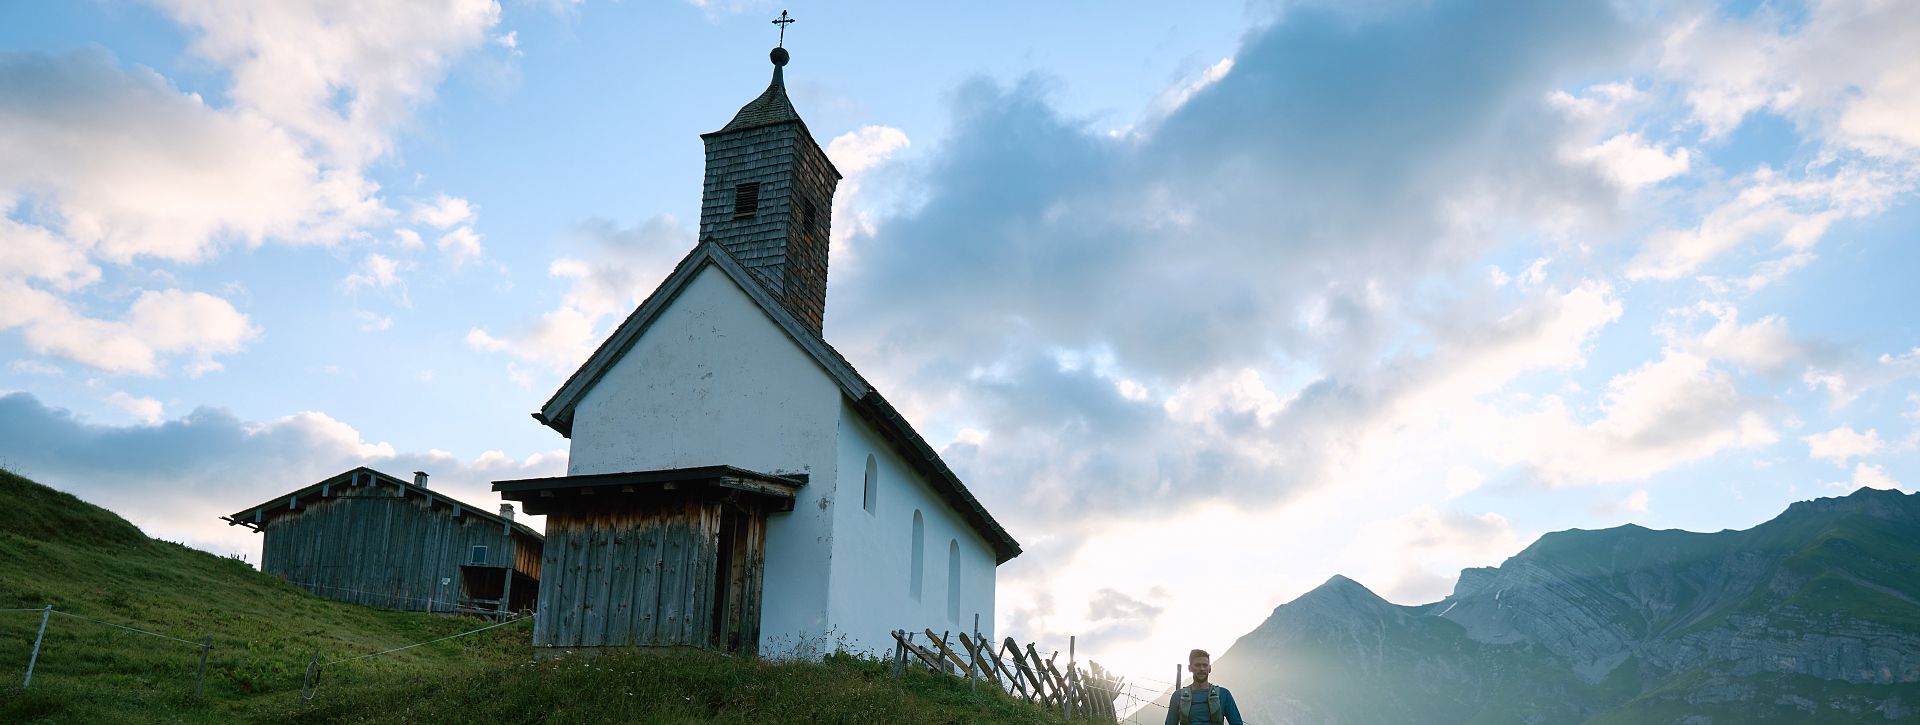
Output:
left=413, top=471, right=429, bottom=488
left=499, top=503, right=515, bottom=535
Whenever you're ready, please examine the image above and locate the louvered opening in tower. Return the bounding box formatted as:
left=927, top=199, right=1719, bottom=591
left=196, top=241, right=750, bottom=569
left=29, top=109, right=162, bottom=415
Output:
left=733, top=182, right=761, bottom=219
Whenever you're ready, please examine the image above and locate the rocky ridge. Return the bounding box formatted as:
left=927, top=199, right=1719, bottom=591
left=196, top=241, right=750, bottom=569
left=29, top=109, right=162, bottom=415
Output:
left=1150, top=487, right=1920, bottom=724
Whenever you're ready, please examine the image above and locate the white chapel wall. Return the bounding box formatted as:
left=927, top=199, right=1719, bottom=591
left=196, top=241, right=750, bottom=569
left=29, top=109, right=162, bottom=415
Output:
left=825, top=398, right=999, bottom=658
left=566, top=264, right=843, bottom=656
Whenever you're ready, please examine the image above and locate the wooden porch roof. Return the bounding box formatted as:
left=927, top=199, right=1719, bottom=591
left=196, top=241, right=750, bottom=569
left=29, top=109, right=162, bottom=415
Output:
left=492, top=465, right=807, bottom=516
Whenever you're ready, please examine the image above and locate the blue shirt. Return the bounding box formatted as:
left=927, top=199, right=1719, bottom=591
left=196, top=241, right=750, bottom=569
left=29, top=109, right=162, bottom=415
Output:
left=1166, top=684, right=1243, bottom=725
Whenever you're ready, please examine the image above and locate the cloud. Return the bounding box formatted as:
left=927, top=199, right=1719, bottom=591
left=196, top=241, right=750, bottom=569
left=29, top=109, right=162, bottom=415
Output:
left=1803, top=346, right=1920, bottom=408
left=1443, top=467, right=1485, bottom=498
left=0, top=216, right=98, bottom=291
left=1669, top=302, right=1829, bottom=377
left=1483, top=351, right=1776, bottom=486
left=1547, top=81, right=1643, bottom=121
left=1826, top=461, right=1901, bottom=492
left=1627, top=165, right=1904, bottom=281
left=834, top=0, right=1628, bottom=399
left=824, top=125, right=912, bottom=264
left=343, top=252, right=409, bottom=291
left=494, top=31, right=521, bottom=56
left=1142, top=57, right=1236, bottom=126
left=155, top=0, right=502, bottom=169
left=1355, top=507, right=1526, bottom=604
left=467, top=215, right=693, bottom=378
left=818, top=1, right=1639, bottom=536
left=411, top=193, right=476, bottom=229
left=1081, top=588, right=1167, bottom=644
left=0, top=283, right=259, bottom=376
left=1662, top=1, right=1920, bottom=157
left=1625, top=489, right=1650, bottom=513
left=466, top=307, right=594, bottom=375
left=1804, top=426, right=1883, bottom=466
left=1568, top=132, right=1691, bottom=190
left=827, top=126, right=912, bottom=177
left=0, top=49, right=370, bottom=265
left=355, top=310, right=394, bottom=332
left=11, top=359, right=62, bottom=376
left=105, top=391, right=165, bottom=425
left=1629, top=1, right=1920, bottom=284
left=0, top=391, right=564, bottom=556
left=2, top=3, right=499, bottom=375
left=435, top=226, right=485, bottom=267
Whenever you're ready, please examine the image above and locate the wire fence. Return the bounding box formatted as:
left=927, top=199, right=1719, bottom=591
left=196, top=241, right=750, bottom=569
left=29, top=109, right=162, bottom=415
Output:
left=4, top=603, right=534, bottom=707
left=325, top=614, right=531, bottom=666
left=48, top=609, right=204, bottom=646
left=5, top=605, right=214, bottom=695
left=1110, top=677, right=1269, bottom=725
left=283, top=579, right=513, bottom=617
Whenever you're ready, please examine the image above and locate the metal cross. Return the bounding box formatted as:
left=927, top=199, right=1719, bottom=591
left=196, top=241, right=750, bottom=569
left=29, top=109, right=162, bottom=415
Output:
left=773, top=10, right=795, bottom=47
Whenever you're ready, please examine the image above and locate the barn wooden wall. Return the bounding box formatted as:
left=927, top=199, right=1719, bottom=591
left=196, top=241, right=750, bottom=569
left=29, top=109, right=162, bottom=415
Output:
left=261, top=491, right=537, bottom=612
left=534, top=497, right=768, bottom=652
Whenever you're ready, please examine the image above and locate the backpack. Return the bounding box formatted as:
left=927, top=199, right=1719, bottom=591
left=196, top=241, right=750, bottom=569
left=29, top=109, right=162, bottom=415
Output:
left=1173, top=685, right=1222, bottom=725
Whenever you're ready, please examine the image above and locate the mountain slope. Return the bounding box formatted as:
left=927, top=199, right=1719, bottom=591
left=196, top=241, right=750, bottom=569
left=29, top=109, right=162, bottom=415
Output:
left=1198, top=488, right=1920, bottom=724
left=0, top=470, right=1062, bottom=723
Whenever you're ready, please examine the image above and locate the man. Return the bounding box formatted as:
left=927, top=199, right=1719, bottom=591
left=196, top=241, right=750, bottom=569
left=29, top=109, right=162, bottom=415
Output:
left=1166, top=649, right=1243, bottom=725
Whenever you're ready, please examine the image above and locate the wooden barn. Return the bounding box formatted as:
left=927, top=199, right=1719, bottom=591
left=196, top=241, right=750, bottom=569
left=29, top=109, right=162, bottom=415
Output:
left=224, top=467, right=543, bottom=616
left=494, top=466, right=800, bottom=655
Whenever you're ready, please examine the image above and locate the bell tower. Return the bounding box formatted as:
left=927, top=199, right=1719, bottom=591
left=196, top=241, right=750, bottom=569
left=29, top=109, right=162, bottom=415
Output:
left=698, top=45, right=843, bottom=334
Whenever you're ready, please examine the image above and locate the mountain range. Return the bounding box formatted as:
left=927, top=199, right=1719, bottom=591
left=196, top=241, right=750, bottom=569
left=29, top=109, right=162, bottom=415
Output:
left=1137, top=487, right=1920, bottom=724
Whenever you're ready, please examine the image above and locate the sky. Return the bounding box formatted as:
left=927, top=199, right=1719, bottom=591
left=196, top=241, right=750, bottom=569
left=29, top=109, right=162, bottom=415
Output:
left=3, top=0, right=1919, bottom=697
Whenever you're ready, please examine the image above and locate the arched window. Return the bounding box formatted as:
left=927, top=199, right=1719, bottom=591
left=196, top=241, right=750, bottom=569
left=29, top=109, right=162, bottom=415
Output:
left=863, top=454, right=878, bottom=514
left=947, top=539, right=961, bottom=623
left=910, top=510, right=924, bottom=601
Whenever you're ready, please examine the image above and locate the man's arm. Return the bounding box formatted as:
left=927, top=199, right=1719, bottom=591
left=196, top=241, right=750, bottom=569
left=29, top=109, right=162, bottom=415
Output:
left=1220, top=686, right=1244, bottom=725
left=1164, top=689, right=1179, bottom=725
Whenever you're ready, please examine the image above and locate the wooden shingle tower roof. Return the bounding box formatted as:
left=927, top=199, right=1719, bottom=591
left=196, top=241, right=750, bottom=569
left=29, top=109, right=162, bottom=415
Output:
left=716, top=49, right=803, bottom=133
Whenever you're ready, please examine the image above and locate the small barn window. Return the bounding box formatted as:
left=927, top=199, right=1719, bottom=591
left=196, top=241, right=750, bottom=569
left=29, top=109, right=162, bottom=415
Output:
left=802, top=198, right=818, bottom=232
left=470, top=545, right=488, bottom=565
left=910, top=510, right=924, bottom=601
left=733, top=182, right=761, bottom=219
left=863, top=455, right=878, bottom=515
left=947, top=540, right=962, bottom=623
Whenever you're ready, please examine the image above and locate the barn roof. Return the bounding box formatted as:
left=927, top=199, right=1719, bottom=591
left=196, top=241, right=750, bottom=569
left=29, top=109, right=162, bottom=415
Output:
left=222, top=466, right=543, bottom=541
left=532, top=242, right=1023, bottom=564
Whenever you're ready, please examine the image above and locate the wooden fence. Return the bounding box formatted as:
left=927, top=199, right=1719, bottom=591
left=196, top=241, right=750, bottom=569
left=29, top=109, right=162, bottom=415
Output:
left=890, top=627, right=1125, bottom=722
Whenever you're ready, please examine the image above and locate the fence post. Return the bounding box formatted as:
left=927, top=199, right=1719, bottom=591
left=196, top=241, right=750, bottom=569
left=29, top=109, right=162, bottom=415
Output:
left=891, top=629, right=904, bottom=680
left=22, top=604, right=51, bottom=688
left=970, top=614, right=979, bottom=695
left=300, top=648, right=318, bottom=706
left=1067, top=635, right=1076, bottom=720
left=194, top=635, right=213, bottom=698
left=1173, top=664, right=1183, bottom=720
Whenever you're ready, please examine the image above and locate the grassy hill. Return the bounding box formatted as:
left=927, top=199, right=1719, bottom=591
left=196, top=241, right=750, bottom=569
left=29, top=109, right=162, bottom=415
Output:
left=0, top=469, right=1067, bottom=723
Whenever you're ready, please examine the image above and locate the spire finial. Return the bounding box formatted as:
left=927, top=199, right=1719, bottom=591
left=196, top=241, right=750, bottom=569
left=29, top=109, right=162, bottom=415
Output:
left=773, top=10, right=795, bottom=48
left=769, top=10, right=794, bottom=66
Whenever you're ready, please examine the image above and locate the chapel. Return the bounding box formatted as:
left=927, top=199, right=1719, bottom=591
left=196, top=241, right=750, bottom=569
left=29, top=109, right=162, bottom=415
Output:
left=492, top=43, right=1021, bottom=658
